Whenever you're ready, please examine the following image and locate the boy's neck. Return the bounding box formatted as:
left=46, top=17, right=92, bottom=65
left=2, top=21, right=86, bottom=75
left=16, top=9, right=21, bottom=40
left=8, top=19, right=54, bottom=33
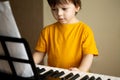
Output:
left=60, top=18, right=79, bottom=24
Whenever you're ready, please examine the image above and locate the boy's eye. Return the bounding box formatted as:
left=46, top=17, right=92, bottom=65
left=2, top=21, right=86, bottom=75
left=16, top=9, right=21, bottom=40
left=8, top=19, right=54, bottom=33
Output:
left=52, top=8, right=56, bottom=11
left=51, top=8, right=68, bottom=11
left=62, top=8, right=67, bottom=10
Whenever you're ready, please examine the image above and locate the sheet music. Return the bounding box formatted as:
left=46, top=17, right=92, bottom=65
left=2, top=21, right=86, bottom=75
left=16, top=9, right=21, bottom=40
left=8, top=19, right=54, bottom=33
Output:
left=0, top=1, right=33, bottom=77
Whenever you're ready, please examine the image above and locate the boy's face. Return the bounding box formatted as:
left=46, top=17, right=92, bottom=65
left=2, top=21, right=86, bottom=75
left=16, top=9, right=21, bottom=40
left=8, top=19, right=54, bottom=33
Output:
left=50, top=2, right=80, bottom=24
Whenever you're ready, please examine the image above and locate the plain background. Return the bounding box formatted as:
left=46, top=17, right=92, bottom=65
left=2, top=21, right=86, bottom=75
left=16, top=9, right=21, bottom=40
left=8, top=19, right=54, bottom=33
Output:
left=9, top=0, right=120, bottom=77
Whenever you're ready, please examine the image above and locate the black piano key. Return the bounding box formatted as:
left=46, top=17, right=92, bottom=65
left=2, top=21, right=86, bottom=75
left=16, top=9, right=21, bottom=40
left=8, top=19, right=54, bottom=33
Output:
left=42, top=69, right=54, bottom=77
left=61, top=73, right=74, bottom=79
left=36, top=67, right=46, bottom=73
left=53, top=71, right=65, bottom=78
left=50, top=70, right=59, bottom=77
left=88, top=76, right=96, bottom=80
left=80, top=75, right=89, bottom=80
left=96, top=77, right=102, bottom=80
left=69, top=73, right=80, bottom=80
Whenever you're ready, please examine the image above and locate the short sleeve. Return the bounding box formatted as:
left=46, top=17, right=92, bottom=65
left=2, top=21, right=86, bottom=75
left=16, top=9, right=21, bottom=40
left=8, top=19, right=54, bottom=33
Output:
left=35, top=29, right=47, bottom=53
left=82, top=26, right=98, bottom=56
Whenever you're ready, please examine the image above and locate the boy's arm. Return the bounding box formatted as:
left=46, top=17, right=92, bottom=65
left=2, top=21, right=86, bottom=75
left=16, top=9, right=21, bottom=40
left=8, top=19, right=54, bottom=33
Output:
left=33, top=51, right=45, bottom=64
left=69, top=54, right=94, bottom=72
left=78, top=54, right=93, bottom=72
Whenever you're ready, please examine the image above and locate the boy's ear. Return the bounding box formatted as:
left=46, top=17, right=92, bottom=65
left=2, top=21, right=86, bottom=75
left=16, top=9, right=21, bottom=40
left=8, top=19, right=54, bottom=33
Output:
left=75, top=6, right=80, bottom=12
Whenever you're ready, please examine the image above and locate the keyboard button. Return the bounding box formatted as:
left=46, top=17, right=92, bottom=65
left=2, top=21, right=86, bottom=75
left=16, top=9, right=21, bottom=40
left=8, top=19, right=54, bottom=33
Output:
left=96, top=77, right=102, bottom=80
left=61, top=73, right=74, bottom=79
left=53, top=71, right=65, bottom=78
left=80, top=75, right=89, bottom=80
left=69, top=73, right=80, bottom=80
left=89, top=76, right=96, bottom=80
left=36, top=67, right=45, bottom=73
left=42, top=69, right=54, bottom=78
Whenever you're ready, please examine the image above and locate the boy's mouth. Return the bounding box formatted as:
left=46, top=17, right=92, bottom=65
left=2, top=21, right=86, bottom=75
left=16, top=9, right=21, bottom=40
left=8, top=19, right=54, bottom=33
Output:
left=58, top=18, right=64, bottom=21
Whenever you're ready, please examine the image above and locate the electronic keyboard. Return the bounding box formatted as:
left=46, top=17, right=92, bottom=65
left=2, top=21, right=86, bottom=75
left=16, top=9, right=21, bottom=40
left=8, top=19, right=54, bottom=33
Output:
left=36, top=65, right=120, bottom=80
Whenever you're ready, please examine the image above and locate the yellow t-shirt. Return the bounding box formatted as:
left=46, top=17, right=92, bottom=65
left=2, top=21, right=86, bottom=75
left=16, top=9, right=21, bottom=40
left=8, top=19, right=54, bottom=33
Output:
left=35, top=21, right=98, bottom=69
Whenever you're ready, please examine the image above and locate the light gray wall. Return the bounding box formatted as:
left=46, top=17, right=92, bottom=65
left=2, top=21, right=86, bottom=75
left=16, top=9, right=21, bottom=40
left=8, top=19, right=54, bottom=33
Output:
left=43, top=0, right=120, bottom=77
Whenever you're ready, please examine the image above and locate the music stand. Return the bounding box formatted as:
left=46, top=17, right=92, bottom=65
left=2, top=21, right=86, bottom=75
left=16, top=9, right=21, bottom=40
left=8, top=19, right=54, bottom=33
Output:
left=0, top=35, right=40, bottom=80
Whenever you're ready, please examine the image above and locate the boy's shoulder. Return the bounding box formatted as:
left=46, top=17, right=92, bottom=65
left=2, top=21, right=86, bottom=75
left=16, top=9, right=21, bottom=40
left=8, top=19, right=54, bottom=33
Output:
left=79, top=21, right=89, bottom=27
left=80, top=21, right=92, bottom=29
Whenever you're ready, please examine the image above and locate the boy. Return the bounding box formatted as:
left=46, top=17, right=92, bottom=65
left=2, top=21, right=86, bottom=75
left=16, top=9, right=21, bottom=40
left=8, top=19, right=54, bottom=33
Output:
left=33, top=0, right=98, bottom=72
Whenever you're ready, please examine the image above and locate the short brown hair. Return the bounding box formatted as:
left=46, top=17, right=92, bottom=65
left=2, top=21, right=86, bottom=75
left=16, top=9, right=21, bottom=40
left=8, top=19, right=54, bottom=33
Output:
left=47, top=0, right=81, bottom=9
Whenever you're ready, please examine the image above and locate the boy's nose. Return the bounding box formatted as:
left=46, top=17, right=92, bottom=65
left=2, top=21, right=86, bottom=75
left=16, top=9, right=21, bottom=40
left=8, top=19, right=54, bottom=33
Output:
left=57, top=9, right=63, bottom=16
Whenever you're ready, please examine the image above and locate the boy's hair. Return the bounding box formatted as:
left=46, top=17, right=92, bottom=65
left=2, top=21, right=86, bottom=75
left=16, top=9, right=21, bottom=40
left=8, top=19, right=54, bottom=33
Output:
left=47, top=0, right=81, bottom=9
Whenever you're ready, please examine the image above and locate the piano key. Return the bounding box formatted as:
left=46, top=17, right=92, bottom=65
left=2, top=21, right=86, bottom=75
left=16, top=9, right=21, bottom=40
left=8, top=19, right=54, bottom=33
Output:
left=42, top=69, right=54, bottom=77
left=69, top=73, right=80, bottom=80
left=61, top=73, right=74, bottom=79
left=96, top=77, right=102, bottom=80
left=36, top=67, right=46, bottom=73
left=53, top=71, right=65, bottom=78
left=50, top=70, right=59, bottom=77
left=80, top=75, right=89, bottom=80
left=88, top=76, right=96, bottom=80
left=38, top=67, right=53, bottom=75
